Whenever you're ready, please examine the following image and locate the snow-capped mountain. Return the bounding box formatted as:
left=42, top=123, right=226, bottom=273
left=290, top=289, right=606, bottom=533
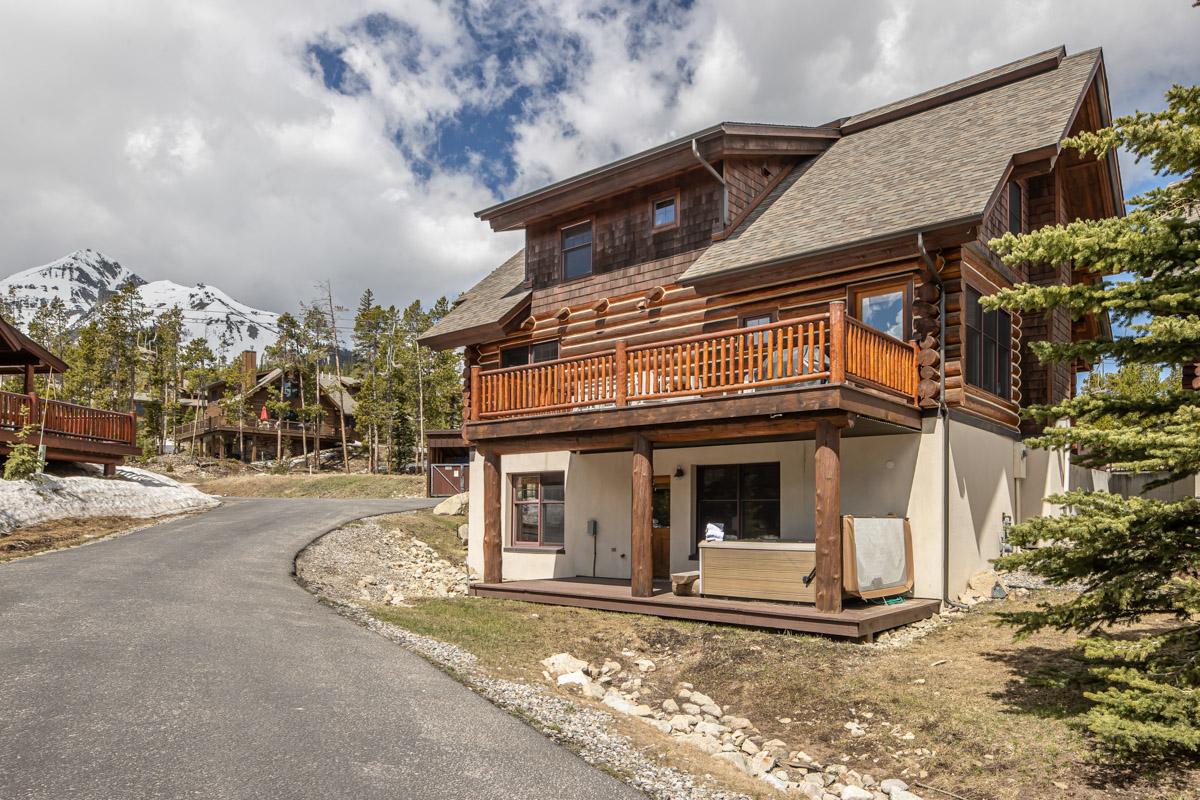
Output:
left=0, top=249, right=279, bottom=357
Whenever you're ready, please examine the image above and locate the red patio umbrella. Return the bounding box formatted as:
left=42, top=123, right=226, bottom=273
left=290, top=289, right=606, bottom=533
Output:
left=260, top=404, right=269, bottom=422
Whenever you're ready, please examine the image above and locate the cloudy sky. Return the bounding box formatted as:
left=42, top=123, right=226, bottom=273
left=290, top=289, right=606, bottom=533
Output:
left=0, top=0, right=1196, bottom=314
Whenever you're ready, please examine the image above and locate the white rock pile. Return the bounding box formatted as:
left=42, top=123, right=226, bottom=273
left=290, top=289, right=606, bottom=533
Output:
left=540, top=652, right=926, bottom=800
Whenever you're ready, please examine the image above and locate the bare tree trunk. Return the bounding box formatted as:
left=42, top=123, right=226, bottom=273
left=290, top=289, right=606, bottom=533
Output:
left=324, top=283, right=351, bottom=474
left=298, top=368, right=310, bottom=473
left=313, top=361, right=321, bottom=472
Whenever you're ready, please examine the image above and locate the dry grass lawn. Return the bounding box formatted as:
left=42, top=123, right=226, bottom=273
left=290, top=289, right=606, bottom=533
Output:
left=367, top=513, right=1197, bottom=800
left=376, top=512, right=466, bottom=563
left=0, top=516, right=180, bottom=562
left=195, top=473, right=426, bottom=499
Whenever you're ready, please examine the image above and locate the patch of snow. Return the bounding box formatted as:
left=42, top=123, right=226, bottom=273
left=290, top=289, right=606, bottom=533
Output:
left=0, top=467, right=218, bottom=533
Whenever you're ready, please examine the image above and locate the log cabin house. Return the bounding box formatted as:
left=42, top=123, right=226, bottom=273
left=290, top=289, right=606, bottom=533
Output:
left=173, top=350, right=358, bottom=463
left=0, top=315, right=138, bottom=474
left=419, top=47, right=1122, bottom=640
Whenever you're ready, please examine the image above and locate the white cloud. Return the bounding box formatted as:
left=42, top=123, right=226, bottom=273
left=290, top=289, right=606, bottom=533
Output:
left=0, top=0, right=1195, bottom=320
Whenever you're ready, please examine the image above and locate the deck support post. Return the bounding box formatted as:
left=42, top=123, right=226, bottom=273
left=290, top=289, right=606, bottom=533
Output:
left=481, top=447, right=502, bottom=584
left=23, top=364, right=35, bottom=395
left=829, top=300, right=846, bottom=384
left=814, top=418, right=843, bottom=613
left=630, top=433, right=653, bottom=598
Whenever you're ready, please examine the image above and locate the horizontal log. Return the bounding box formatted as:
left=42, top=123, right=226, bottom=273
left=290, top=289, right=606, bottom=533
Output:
left=917, top=379, right=939, bottom=399
left=912, top=300, right=939, bottom=319
left=918, top=334, right=937, bottom=350
left=914, top=317, right=940, bottom=335
left=916, top=281, right=941, bottom=303
left=916, top=347, right=941, bottom=367
left=919, top=365, right=940, bottom=381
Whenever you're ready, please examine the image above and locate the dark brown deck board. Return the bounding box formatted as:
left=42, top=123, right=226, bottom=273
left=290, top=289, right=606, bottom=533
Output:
left=469, top=576, right=939, bottom=640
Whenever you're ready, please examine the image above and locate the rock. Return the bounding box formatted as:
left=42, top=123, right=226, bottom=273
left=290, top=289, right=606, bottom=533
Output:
left=841, top=788, right=874, bottom=800
left=759, top=772, right=787, bottom=789
left=456, top=523, right=469, bottom=542
left=601, top=660, right=622, bottom=674
left=432, top=492, right=468, bottom=516
left=581, top=681, right=606, bottom=700
left=541, top=653, right=588, bottom=677
left=740, top=738, right=761, bottom=755
left=700, top=703, right=723, bottom=718
left=879, top=778, right=909, bottom=795
left=668, top=714, right=694, bottom=731
left=626, top=704, right=653, bottom=717
left=795, top=784, right=825, bottom=800
left=748, top=750, right=776, bottom=775
left=678, top=733, right=722, bottom=754
left=640, top=717, right=672, bottom=734
left=726, top=716, right=752, bottom=730
left=661, top=698, right=679, bottom=713
left=712, top=751, right=750, bottom=773
left=601, top=690, right=636, bottom=715
left=634, top=658, right=656, bottom=672
left=689, top=691, right=715, bottom=706
left=676, top=688, right=692, bottom=700
left=890, top=791, right=923, bottom=800
left=556, top=670, right=590, bottom=688
left=694, top=720, right=724, bottom=737
left=681, top=702, right=702, bottom=715
left=968, top=569, right=999, bottom=594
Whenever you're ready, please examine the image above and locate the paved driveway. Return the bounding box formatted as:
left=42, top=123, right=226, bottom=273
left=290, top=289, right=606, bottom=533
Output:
left=0, top=498, right=643, bottom=800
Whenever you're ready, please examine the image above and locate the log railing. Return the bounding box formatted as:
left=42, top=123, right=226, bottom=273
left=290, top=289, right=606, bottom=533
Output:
left=844, top=317, right=919, bottom=402
left=469, top=301, right=919, bottom=421
left=171, top=415, right=340, bottom=440
left=0, top=391, right=137, bottom=445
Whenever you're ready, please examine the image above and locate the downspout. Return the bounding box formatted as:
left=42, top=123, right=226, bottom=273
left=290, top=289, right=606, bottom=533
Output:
left=918, top=232, right=953, bottom=606
left=692, top=139, right=728, bottom=227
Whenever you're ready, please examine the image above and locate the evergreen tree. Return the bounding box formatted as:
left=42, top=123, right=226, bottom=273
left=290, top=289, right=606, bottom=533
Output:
left=986, top=84, right=1200, bottom=758
left=180, top=337, right=218, bottom=455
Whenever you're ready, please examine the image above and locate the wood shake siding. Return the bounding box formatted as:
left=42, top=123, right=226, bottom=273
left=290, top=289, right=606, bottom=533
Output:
left=725, top=157, right=795, bottom=220
left=524, top=170, right=722, bottom=290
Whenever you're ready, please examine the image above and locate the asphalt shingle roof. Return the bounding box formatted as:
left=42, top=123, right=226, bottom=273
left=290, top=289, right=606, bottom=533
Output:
left=681, top=49, right=1100, bottom=283
left=417, top=249, right=529, bottom=346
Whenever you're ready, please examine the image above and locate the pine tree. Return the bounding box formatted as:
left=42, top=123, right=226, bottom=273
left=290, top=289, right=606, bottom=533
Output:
left=986, top=84, right=1200, bottom=758
left=180, top=337, right=217, bottom=456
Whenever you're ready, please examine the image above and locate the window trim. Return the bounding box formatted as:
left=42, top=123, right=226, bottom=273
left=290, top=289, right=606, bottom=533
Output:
left=847, top=277, right=913, bottom=341
left=650, top=190, right=681, bottom=232
left=691, top=462, right=782, bottom=558
left=559, top=219, right=594, bottom=282
left=962, top=280, right=1013, bottom=402
left=499, top=339, right=560, bottom=369
left=510, top=472, right=565, bottom=549
left=738, top=308, right=777, bottom=329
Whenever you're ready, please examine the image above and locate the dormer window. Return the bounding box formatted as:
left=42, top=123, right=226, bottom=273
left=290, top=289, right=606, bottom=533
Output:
left=652, top=193, right=678, bottom=230
left=561, top=221, right=593, bottom=280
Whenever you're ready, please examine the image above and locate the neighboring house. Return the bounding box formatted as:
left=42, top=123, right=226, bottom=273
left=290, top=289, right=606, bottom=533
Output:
left=0, top=315, right=138, bottom=474
left=419, top=47, right=1122, bottom=639
left=425, top=428, right=470, bottom=496
left=174, top=350, right=358, bottom=462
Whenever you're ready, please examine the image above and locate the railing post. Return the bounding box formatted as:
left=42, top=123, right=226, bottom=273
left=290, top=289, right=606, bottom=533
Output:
left=829, top=301, right=846, bottom=384
left=910, top=340, right=920, bottom=405
left=614, top=341, right=627, bottom=406
left=27, top=392, right=39, bottom=429
left=469, top=365, right=481, bottom=422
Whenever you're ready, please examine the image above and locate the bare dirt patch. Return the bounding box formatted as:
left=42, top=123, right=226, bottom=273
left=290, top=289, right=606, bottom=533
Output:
left=0, top=515, right=185, bottom=562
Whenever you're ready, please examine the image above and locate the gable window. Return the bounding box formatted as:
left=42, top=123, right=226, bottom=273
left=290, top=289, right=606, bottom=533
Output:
left=500, top=340, right=559, bottom=368
left=965, top=286, right=1011, bottom=399
left=561, top=221, right=593, bottom=280
left=694, top=462, right=780, bottom=551
left=850, top=280, right=911, bottom=340
left=652, top=194, right=678, bottom=229
left=512, top=473, right=564, bottom=548
left=1008, top=182, right=1022, bottom=234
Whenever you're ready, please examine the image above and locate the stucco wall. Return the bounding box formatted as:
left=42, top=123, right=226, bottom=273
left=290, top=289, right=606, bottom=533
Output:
left=466, top=416, right=1054, bottom=600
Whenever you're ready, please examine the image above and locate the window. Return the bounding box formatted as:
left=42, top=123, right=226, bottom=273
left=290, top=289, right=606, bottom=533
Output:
left=561, top=221, right=593, bottom=280
left=652, top=194, right=678, bottom=229
left=1008, top=182, right=1022, bottom=234
left=965, top=286, right=1012, bottom=399
left=512, top=473, right=565, bottom=547
left=694, top=463, right=780, bottom=550
left=851, top=281, right=910, bottom=340
left=741, top=312, right=774, bottom=329
left=500, top=340, right=559, bottom=368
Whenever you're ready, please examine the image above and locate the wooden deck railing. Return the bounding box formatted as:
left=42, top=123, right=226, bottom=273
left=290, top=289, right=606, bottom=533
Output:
left=172, top=415, right=340, bottom=440
left=0, top=390, right=137, bottom=445
left=470, top=301, right=918, bottom=421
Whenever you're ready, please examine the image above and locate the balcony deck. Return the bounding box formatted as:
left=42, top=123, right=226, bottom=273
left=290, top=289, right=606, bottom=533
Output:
left=0, top=390, right=139, bottom=469
left=465, top=303, right=923, bottom=450
left=469, top=577, right=941, bottom=641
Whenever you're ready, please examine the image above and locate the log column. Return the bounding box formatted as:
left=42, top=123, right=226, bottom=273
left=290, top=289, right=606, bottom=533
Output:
left=813, top=418, right=843, bottom=613
left=23, top=364, right=34, bottom=395
left=630, top=433, right=654, bottom=598
left=481, top=448, right=502, bottom=584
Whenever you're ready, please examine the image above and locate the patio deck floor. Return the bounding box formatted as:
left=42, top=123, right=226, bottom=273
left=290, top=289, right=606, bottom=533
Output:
left=468, top=576, right=941, bottom=641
